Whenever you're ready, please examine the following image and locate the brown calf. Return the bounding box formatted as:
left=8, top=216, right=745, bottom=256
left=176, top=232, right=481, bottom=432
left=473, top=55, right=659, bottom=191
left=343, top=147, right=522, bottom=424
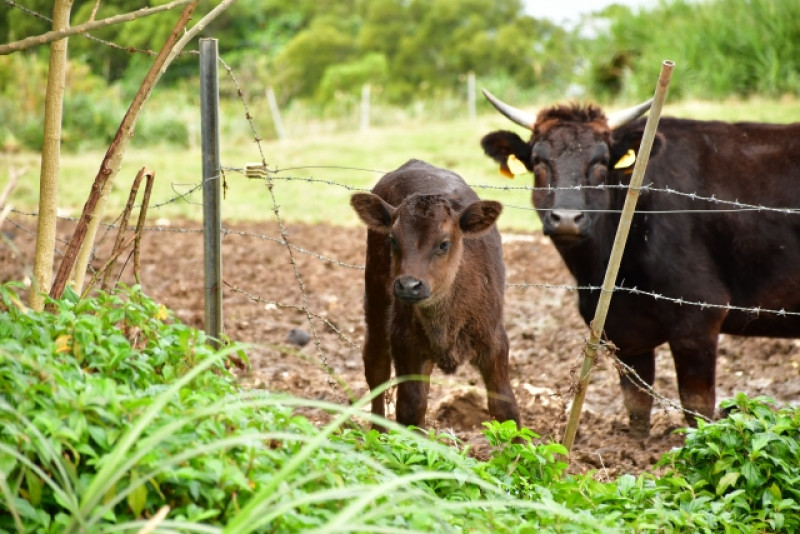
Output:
left=351, top=159, right=520, bottom=428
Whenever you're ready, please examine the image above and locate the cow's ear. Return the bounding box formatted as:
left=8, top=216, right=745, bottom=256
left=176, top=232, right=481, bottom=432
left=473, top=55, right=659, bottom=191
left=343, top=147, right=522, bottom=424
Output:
left=481, top=131, right=531, bottom=178
left=459, top=200, right=502, bottom=238
left=610, top=129, right=666, bottom=173
left=351, top=193, right=395, bottom=233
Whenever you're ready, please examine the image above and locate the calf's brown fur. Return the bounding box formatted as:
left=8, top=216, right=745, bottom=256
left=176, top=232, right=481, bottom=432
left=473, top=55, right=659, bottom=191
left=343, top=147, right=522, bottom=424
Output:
left=351, top=159, right=520, bottom=428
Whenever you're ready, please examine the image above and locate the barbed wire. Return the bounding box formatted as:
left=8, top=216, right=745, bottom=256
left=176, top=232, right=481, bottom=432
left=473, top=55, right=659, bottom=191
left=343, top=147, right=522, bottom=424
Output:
left=232, top=168, right=800, bottom=216
left=224, top=282, right=361, bottom=351
left=218, top=56, right=345, bottom=401
left=593, top=342, right=713, bottom=425
left=507, top=281, right=800, bottom=319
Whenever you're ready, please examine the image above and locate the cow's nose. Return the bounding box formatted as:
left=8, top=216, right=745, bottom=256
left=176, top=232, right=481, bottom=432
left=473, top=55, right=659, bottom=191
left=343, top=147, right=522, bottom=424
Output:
left=394, top=276, right=430, bottom=301
left=547, top=209, right=584, bottom=236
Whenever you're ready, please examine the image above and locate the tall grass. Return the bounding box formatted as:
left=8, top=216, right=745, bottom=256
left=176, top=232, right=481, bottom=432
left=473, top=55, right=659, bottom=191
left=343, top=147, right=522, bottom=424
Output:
left=608, top=0, right=800, bottom=100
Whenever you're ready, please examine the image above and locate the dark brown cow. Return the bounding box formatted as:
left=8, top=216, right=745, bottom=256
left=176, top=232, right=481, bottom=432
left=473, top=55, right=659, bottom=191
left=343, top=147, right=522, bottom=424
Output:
left=351, top=159, right=520, bottom=428
left=480, top=89, right=800, bottom=436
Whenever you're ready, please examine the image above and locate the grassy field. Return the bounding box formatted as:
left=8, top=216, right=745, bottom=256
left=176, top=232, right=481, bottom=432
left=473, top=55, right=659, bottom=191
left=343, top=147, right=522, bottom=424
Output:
left=4, top=96, right=800, bottom=233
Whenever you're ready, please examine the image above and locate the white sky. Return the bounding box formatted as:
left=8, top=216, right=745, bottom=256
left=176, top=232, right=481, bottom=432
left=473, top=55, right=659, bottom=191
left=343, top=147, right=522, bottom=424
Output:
left=523, top=0, right=659, bottom=25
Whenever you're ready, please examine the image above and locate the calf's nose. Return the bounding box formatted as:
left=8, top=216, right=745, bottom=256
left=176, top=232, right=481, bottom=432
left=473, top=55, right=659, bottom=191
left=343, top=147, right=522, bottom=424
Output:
left=547, top=209, right=584, bottom=236
left=394, top=275, right=430, bottom=302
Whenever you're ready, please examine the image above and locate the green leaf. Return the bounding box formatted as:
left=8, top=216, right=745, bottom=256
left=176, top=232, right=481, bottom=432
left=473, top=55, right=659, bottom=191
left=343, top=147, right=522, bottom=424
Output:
left=717, top=471, right=740, bottom=495
left=24, top=468, right=43, bottom=506
left=126, top=471, right=147, bottom=518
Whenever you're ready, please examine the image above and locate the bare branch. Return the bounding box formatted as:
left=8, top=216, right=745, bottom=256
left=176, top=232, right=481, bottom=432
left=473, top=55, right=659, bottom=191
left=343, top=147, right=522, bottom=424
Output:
left=89, top=0, right=101, bottom=22
left=50, top=0, right=200, bottom=301
left=0, top=0, right=193, bottom=55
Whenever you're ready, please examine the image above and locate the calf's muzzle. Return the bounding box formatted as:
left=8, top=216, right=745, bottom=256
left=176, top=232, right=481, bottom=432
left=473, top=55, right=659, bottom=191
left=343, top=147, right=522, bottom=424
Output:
left=394, top=275, right=430, bottom=302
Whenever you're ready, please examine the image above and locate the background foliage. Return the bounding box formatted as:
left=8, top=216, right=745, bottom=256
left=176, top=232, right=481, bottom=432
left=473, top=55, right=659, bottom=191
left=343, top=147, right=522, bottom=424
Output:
left=2, top=0, right=800, bottom=152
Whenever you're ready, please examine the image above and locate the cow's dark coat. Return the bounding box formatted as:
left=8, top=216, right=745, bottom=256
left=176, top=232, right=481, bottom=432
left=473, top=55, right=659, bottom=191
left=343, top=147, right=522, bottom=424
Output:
left=351, top=159, right=520, bottom=428
left=481, top=95, right=800, bottom=436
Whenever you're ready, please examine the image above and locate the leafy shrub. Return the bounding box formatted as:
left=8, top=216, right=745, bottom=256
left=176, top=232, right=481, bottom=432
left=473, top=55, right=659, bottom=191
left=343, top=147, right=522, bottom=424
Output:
left=657, top=394, right=800, bottom=532
left=0, top=283, right=600, bottom=532
left=2, top=281, right=800, bottom=533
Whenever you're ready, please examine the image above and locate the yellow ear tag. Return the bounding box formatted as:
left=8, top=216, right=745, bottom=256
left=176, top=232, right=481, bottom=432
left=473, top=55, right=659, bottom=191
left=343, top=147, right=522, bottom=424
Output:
left=506, top=154, right=528, bottom=176
left=614, top=149, right=636, bottom=169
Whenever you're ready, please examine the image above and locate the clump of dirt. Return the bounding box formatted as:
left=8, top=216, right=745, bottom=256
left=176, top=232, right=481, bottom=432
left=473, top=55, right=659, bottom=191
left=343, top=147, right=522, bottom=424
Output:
left=3, top=214, right=799, bottom=476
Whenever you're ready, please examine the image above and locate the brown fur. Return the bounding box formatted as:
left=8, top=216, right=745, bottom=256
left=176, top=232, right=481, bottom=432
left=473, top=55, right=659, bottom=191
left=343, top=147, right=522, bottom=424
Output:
left=351, top=159, right=520, bottom=428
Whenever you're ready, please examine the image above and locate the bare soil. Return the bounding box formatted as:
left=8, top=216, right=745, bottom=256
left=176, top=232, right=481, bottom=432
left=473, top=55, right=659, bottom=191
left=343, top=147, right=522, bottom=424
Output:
left=3, top=215, right=800, bottom=477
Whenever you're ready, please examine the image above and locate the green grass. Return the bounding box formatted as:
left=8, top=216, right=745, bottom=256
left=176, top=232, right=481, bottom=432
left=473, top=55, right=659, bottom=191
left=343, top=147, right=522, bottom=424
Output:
left=4, top=96, right=800, bottom=232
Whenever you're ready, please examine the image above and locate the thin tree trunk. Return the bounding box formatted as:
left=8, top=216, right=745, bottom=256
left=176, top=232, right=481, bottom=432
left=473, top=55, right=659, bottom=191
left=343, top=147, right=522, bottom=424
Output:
left=30, top=0, right=73, bottom=312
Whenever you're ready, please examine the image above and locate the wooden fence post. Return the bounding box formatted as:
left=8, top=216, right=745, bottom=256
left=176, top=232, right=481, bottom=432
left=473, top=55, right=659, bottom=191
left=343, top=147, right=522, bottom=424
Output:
left=361, top=83, right=371, bottom=132
left=266, top=86, right=286, bottom=140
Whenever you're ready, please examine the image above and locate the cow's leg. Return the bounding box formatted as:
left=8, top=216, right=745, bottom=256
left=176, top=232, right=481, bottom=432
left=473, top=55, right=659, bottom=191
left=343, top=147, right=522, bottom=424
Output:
left=363, top=231, right=392, bottom=427
left=476, top=335, right=521, bottom=427
left=669, top=333, right=718, bottom=428
left=393, top=352, right=434, bottom=427
left=617, top=350, right=656, bottom=438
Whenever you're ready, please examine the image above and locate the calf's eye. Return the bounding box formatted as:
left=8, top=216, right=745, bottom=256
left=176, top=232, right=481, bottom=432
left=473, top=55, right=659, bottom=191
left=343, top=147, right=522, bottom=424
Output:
left=438, top=240, right=451, bottom=253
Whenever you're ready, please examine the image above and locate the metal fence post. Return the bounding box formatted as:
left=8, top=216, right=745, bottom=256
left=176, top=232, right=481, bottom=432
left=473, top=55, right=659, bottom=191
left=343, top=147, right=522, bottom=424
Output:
left=200, top=38, right=223, bottom=347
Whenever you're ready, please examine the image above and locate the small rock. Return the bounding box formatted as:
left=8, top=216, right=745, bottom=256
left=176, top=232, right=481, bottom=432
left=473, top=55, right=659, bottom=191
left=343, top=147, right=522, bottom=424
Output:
left=286, top=328, right=311, bottom=347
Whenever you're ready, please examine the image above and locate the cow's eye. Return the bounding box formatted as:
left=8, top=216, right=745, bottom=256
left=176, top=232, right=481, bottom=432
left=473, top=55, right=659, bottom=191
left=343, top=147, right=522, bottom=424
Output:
left=437, top=240, right=451, bottom=254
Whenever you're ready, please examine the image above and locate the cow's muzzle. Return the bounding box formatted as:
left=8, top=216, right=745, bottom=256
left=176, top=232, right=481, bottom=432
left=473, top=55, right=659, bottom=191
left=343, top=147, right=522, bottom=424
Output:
left=394, top=275, right=431, bottom=302
left=544, top=209, right=585, bottom=241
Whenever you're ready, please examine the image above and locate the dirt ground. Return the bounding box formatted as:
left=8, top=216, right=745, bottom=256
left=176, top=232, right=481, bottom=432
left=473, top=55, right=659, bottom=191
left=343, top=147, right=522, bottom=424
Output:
left=3, top=214, right=800, bottom=477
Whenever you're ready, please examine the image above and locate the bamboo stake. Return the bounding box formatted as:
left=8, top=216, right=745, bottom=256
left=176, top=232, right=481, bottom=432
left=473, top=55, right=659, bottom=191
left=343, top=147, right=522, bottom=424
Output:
left=562, top=60, right=675, bottom=453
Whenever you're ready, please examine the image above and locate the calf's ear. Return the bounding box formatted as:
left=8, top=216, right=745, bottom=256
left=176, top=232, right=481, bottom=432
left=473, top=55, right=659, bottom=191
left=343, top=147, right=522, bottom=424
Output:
left=459, top=200, right=503, bottom=238
left=350, top=193, right=395, bottom=233
left=481, top=131, right=531, bottom=178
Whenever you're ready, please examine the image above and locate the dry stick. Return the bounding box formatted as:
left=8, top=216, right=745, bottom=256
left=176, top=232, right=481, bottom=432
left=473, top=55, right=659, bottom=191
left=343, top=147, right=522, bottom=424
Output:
left=49, top=1, right=199, bottom=302
left=133, top=171, right=155, bottom=285
left=562, top=60, right=675, bottom=453
left=81, top=234, right=138, bottom=300
left=64, top=0, right=238, bottom=300
left=0, top=0, right=193, bottom=55
left=101, top=166, right=150, bottom=291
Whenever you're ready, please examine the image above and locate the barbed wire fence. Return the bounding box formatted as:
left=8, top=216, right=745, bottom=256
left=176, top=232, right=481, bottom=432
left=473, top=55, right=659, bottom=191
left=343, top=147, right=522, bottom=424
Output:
left=3, top=7, right=800, bottom=443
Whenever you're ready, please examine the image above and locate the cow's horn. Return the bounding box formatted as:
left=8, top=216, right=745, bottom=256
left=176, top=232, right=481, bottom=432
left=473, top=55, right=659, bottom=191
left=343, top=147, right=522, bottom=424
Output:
left=606, top=98, right=653, bottom=129
left=482, top=89, right=536, bottom=130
